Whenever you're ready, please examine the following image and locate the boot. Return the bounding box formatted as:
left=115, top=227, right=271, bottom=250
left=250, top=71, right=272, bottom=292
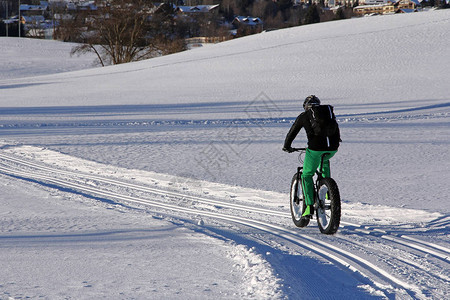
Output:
left=302, top=205, right=313, bottom=218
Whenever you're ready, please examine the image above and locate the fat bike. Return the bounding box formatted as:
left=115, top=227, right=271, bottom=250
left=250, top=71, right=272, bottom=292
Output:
left=289, top=148, right=341, bottom=234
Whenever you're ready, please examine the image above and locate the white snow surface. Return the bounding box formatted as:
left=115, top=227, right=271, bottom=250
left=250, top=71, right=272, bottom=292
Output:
left=0, top=37, right=99, bottom=80
left=0, top=10, right=449, bottom=299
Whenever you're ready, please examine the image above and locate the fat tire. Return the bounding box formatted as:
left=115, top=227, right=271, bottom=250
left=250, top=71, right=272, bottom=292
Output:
left=290, top=173, right=310, bottom=228
left=316, top=177, right=341, bottom=234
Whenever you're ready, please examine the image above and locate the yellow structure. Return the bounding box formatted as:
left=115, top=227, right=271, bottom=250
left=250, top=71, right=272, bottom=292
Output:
left=353, top=0, right=419, bottom=15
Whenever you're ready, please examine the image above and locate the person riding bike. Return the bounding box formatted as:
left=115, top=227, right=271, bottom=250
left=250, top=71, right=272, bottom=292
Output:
left=283, top=95, right=341, bottom=218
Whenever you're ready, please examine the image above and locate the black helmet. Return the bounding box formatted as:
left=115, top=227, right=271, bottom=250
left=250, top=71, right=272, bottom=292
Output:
left=303, top=95, right=320, bottom=110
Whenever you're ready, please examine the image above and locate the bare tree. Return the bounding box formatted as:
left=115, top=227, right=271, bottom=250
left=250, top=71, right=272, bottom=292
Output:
left=67, top=0, right=185, bottom=66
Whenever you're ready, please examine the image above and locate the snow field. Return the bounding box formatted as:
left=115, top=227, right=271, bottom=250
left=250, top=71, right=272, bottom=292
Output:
left=0, top=8, right=449, bottom=299
left=0, top=144, right=448, bottom=298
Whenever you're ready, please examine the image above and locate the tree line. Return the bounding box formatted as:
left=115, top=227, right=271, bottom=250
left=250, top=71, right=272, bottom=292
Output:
left=58, top=0, right=353, bottom=66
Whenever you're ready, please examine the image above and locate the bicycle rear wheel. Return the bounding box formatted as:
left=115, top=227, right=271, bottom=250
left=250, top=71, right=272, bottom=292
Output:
left=316, top=177, right=341, bottom=234
left=290, top=173, right=310, bottom=227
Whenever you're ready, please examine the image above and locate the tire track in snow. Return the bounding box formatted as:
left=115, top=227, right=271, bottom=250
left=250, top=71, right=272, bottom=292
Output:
left=2, top=150, right=447, bottom=266
left=0, top=151, right=446, bottom=299
left=334, top=228, right=450, bottom=289
left=342, top=224, right=450, bottom=264
left=0, top=152, right=285, bottom=217
left=0, top=165, right=419, bottom=299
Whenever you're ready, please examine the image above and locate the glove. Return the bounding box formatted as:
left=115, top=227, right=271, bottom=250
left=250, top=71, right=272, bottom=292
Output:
left=283, top=146, right=294, bottom=153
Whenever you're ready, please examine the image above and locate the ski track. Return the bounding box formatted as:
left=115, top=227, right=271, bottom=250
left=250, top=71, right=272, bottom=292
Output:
left=0, top=151, right=448, bottom=299
left=0, top=103, right=448, bottom=131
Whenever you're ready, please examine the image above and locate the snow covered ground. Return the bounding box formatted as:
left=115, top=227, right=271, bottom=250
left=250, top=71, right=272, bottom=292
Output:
left=0, top=38, right=98, bottom=80
left=0, top=9, right=449, bottom=299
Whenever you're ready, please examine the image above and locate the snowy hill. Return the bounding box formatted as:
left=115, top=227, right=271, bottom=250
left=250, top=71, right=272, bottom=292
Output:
left=0, top=10, right=449, bottom=299
left=0, top=37, right=98, bottom=80
left=1, top=10, right=449, bottom=110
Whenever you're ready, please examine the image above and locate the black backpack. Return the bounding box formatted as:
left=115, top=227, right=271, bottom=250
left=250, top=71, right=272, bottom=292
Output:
left=309, top=105, right=338, bottom=137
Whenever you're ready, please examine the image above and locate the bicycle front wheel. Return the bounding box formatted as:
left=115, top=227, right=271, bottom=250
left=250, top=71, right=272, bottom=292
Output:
left=316, top=177, right=341, bottom=234
left=290, top=173, right=310, bottom=228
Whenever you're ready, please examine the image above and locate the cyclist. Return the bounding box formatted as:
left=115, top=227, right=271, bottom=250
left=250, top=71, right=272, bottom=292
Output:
left=282, top=95, right=341, bottom=217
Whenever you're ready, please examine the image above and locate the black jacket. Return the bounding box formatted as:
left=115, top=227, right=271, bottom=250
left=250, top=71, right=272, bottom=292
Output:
left=284, top=110, right=340, bottom=151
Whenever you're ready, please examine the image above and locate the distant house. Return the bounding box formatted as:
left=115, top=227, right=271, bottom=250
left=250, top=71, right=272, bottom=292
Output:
left=21, top=15, right=47, bottom=37
left=231, top=16, right=264, bottom=36
left=176, top=5, right=220, bottom=14
left=76, top=1, right=97, bottom=11
left=54, top=13, right=75, bottom=22
left=395, top=0, right=420, bottom=10
left=353, top=3, right=395, bottom=15
left=299, top=0, right=360, bottom=8
left=66, top=2, right=77, bottom=10
left=150, top=3, right=219, bottom=15
left=409, top=0, right=422, bottom=6
left=232, top=16, right=263, bottom=28
left=359, top=0, right=387, bottom=5
left=19, top=1, right=49, bottom=18
left=66, top=1, right=97, bottom=11
left=21, top=15, right=45, bottom=25
left=354, top=0, right=420, bottom=15
left=19, top=2, right=49, bottom=14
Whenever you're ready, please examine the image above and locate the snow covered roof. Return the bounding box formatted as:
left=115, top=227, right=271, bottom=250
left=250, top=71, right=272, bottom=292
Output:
left=392, top=0, right=421, bottom=4
left=77, top=1, right=97, bottom=10
left=150, top=3, right=219, bottom=14
left=176, top=5, right=219, bottom=13
left=19, top=4, right=48, bottom=11
left=21, top=15, right=45, bottom=23
left=63, top=1, right=97, bottom=10
left=360, top=0, right=387, bottom=4
left=233, top=16, right=263, bottom=26
left=354, top=4, right=390, bottom=8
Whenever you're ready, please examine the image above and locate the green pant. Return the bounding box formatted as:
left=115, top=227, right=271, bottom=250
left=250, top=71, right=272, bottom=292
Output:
left=301, top=149, right=337, bottom=206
